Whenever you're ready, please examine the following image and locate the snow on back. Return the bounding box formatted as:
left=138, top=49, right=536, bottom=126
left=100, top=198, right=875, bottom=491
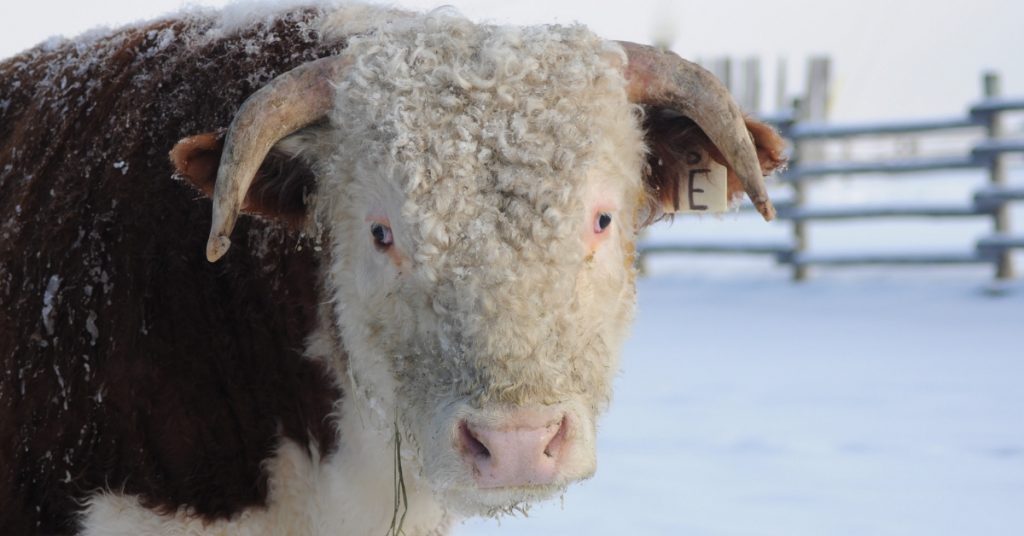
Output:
left=41, top=274, right=61, bottom=336
left=211, top=0, right=334, bottom=36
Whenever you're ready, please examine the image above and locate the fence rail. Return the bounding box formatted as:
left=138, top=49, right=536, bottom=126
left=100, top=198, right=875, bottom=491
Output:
left=639, top=71, right=1024, bottom=281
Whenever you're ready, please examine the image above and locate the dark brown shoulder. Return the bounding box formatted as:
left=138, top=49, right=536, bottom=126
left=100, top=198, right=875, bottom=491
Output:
left=0, top=8, right=346, bottom=534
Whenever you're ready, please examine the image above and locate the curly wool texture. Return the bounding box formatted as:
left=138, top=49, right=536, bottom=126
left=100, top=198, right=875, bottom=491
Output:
left=318, top=13, right=642, bottom=396
left=310, top=9, right=647, bottom=509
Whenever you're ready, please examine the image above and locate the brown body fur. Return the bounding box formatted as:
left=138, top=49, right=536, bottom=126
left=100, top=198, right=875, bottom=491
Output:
left=0, top=9, right=343, bottom=534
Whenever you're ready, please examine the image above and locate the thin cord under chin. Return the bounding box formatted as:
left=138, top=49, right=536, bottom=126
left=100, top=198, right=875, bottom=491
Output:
left=386, top=414, right=409, bottom=536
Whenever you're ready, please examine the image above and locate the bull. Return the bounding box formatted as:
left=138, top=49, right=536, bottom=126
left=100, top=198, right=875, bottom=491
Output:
left=0, top=3, right=783, bottom=534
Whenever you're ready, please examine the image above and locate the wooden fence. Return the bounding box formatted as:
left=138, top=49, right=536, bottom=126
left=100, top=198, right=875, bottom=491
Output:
left=638, top=71, right=1024, bottom=282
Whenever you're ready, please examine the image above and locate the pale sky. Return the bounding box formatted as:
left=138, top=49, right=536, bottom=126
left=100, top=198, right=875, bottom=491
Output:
left=2, top=0, right=1021, bottom=122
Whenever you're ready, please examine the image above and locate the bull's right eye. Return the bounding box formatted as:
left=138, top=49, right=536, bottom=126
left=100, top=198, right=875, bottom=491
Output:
left=370, top=222, right=393, bottom=250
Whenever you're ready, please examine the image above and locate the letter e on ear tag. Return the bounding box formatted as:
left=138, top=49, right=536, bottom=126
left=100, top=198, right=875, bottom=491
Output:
left=670, top=149, right=728, bottom=213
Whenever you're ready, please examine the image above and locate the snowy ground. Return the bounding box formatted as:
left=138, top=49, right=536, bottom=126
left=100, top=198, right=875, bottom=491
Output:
left=460, top=166, right=1024, bottom=535
left=460, top=270, right=1024, bottom=536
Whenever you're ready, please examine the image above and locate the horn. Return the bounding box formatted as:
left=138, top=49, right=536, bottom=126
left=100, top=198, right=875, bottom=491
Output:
left=205, top=55, right=352, bottom=262
left=617, top=41, right=776, bottom=221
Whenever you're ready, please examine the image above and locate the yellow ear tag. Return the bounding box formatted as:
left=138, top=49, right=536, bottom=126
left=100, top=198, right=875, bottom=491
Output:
left=666, top=149, right=729, bottom=214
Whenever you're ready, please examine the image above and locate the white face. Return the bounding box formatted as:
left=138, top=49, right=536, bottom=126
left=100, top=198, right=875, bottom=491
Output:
left=310, top=17, right=649, bottom=515
left=326, top=159, right=641, bottom=514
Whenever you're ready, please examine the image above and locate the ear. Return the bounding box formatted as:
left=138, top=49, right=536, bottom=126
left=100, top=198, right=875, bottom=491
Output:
left=170, top=131, right=314, bottom=228
left=642, top=108, right=786, bottom=222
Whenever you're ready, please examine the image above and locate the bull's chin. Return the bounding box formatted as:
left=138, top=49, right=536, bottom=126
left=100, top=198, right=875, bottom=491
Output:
left=443, top=481, right=572, bottom=518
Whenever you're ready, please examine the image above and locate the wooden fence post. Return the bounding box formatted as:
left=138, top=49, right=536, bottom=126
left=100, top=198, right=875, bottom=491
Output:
left=775, top=58, right=788, bottom=112
left=742, top=57, right=761, bottom=113
left=983, top=72, right=1014, bottom=280
left=789, top=58, right=832, bottom=281
left=791, top=95, right=809, bottom=281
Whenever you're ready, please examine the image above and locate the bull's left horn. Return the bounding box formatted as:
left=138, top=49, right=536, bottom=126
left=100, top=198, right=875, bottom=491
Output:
left=617, top=41, right=775, bottom=221
left=205, top=55, right=352, bottom=262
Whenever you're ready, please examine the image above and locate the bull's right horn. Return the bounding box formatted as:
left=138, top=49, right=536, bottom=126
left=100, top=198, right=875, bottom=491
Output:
left=205, top=55, right=353, bottom=262
left=617, top=41, right=775, bottom=221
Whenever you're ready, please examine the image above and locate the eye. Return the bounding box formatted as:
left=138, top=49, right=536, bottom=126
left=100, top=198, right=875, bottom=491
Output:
left=594, top=212, right=612, bottom=234
left=370, top=222, right=393, bottom=249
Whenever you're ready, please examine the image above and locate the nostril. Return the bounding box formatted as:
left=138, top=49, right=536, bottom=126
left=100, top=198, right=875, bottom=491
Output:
left=458, top=411, right=575, bottom=488
left=459, top=421, right=490, bottom=459
left=543, top=416, right=568, bottom=458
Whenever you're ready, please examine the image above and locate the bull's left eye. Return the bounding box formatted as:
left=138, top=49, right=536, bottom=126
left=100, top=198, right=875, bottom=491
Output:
left=594, top=212, right=612, bottom=234
left=370, top=222, right=393, bottom=250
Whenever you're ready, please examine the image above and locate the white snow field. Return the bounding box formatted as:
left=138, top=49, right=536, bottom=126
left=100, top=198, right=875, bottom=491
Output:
left=460, top=269, right=1024, bottom=536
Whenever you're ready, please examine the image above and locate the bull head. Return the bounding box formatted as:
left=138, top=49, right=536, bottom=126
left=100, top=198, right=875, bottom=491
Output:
left=172, top=24, right=783, bottom=520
